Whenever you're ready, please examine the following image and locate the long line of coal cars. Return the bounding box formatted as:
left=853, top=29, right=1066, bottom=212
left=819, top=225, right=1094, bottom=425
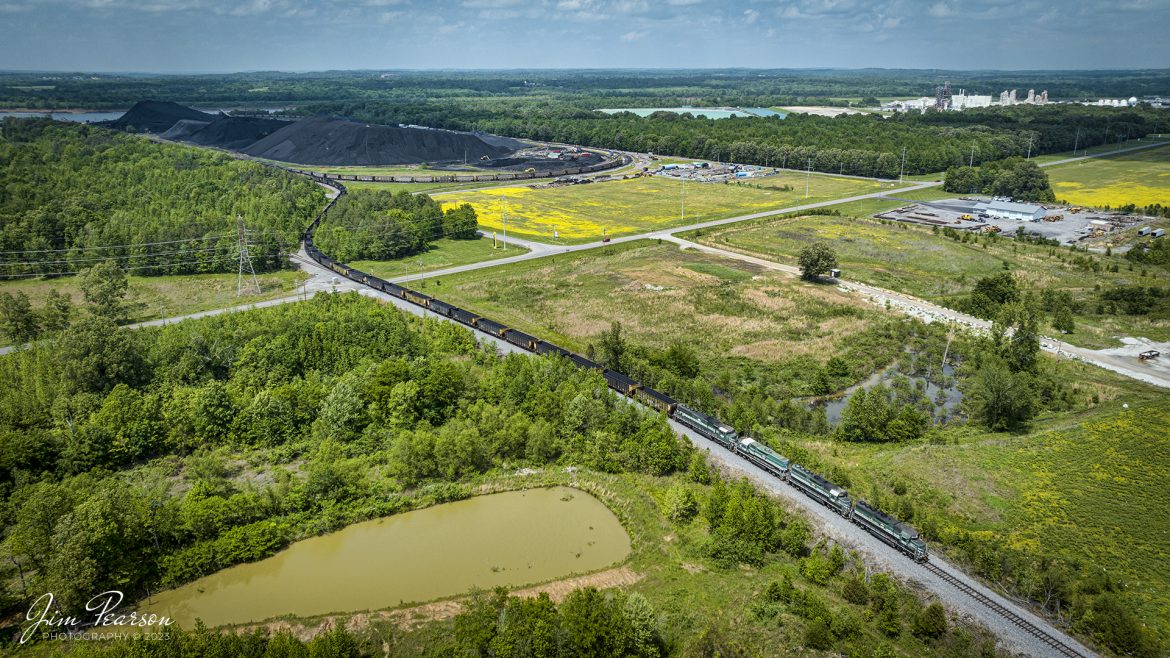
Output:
left=303, top=180, right=928, bottom=564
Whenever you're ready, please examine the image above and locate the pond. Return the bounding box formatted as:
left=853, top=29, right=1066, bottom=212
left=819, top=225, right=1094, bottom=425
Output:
left=139, top=486, right=629, bottom=628
left=0, top=110, right=126, bottom=122
left=818, top=364, right=963, bottom=425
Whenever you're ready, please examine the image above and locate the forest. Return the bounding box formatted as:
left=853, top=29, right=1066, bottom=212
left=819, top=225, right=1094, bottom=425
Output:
left=0, top=118, right=323, bottom=278
left=0, top=289, right=688, bottom=624
left=942, top=158, right=1056, bottom=201
left=4, top=69, right=1170, bottom=109
left=304, top=100, right=1167, bottom=177
left=312, top=189, right=479, bottom=263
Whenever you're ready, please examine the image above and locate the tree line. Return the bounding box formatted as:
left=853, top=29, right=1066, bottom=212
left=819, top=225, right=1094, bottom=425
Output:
left=312, top=188, right=479, bottom=263
left=304, top=100, right=1166, bottom=178
left=0, top=118, right=323, bottom=277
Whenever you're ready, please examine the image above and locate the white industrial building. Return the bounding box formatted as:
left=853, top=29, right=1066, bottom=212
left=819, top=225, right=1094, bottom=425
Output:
left=951, top=93, right=993, bottom=109
left=975, top=200, right=1046, bottom=221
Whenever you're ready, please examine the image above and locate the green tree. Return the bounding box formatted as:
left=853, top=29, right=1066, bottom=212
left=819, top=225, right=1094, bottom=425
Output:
left=81, top=260, right=129, bottom=322
left=798, top=242, right=838, bottom=281
left=1052, top=304, right=1075, bottom=334
left=58, top=316, right=145, bottom=394
left=970, top=359, right=1037, bottom=431
left=912, top=601, right=948, bottom=640
left=966, top=271, right=1019, bottom=319
left=0, top=291, right=40, bottom=344
left=597, top=321, right=627, bottom=371
left=40, top=288, right=73, bottom=333
left=664, top=484, right=700, bottom=523
left=995, top=300, right=1042, bottom=373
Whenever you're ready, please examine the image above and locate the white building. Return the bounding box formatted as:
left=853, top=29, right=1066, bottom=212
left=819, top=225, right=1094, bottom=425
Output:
left=976, top=200, right=1046, bottom=221
left=952, top=93, right=993, bottom=109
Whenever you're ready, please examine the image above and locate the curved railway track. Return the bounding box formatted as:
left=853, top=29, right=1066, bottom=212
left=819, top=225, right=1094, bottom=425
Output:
left=921, top=562, right=1088, bottom=658
left=298, top=175, right=1097, bottom=658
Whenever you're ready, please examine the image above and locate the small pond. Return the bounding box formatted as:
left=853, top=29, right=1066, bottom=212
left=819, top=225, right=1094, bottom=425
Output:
left=138, top=486, right=629, bottom=627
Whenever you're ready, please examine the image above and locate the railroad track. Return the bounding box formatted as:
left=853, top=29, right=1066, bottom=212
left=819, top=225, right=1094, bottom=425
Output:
left=921, top=562, right=1089, bottom=658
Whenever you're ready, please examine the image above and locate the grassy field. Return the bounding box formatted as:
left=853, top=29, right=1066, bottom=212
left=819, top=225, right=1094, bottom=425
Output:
left=687, top=211, right=1170, bottom=348
left=799, top=387, right=1170, bottom=639
left=1046, top=144, right=1170, bottom=208
left=433, top=172, right=892, bottom=244
left=348, top=237, right=527, bottom=282
left=433, top=240, right=903, bottom=398
left=0, top=270, right=307, bottom=335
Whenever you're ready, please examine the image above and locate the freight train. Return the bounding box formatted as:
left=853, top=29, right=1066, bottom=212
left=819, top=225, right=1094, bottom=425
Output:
left=301, top=179, right=928, bottom=564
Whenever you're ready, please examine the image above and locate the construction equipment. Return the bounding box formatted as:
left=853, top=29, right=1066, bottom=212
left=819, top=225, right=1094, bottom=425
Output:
left=1069, top=207, right=1083, bottom=214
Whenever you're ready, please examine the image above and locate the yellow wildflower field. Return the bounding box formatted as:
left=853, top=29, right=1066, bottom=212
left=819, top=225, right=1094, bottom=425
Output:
left=1048, top=144, right=1170, bottom=208
left=436, top=172, right=887, bottom=243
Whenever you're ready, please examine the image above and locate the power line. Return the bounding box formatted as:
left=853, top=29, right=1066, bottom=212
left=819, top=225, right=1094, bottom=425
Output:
left=0, top=256, right=240, bottom=279
left=0, top=233, right=239, bottom=255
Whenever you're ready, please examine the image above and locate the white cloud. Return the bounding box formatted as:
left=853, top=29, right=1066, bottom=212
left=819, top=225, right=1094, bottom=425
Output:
left=743, top=8, right=759, bottom=23
left=620, top=29, right=645, bottom=41
left=928, top=2, right=955, bottom=17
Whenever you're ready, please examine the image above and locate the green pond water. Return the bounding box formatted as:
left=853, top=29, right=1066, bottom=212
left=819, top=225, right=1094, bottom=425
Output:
left=139, top=487, right=629, bottom=628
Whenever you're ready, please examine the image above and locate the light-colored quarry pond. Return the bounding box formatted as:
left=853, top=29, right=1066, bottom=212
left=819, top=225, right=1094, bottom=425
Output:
left=140, top=487, right=629, bottom=628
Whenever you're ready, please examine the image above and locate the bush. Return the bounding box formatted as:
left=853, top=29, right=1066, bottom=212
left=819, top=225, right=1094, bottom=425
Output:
left=664, top=485, right=700, bottom=523
left=912, top=601, right=948, bottom=640
left=803, top=618, right=834, bottom=650
left=841, top=576, right=869, bottom=605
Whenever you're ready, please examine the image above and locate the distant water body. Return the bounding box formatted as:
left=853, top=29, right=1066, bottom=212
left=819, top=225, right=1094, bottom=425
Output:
left=0, top=110, right=126, bottom=122
left=597, top=107, right=786, bottom=120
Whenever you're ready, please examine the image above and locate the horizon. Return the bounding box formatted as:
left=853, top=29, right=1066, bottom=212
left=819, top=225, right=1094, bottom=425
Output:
left=1, top=1, right=1168, bottom=72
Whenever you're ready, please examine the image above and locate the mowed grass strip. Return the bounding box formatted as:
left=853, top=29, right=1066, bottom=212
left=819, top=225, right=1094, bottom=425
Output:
left=0, top=270, right=308, bottom=330
left=1047, top=143, right=1170, bottom=208
left=434, top=172, right=890, bottom=244
left=433, top=240, right=894, bottom=371
left=688, top=212, right=1170, bottom=348
left=349, top=237, right=527, bottom=281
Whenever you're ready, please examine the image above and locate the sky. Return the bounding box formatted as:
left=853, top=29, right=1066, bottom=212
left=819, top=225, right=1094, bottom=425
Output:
left=0, top=0, right=1168, bottom=72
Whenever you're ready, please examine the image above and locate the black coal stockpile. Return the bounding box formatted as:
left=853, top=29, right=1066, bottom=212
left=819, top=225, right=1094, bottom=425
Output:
left=183, top=114, right=291, bottom=150
left=240, top=116, right=515, bottom=166
left=483, top=151, right=604, bottom=173
left=160, top=119, right=212, bottom=141
left=109, top=100, right=214, bottom=133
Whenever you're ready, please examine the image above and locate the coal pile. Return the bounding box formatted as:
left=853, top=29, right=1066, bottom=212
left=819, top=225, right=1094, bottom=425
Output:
left=109, top=100, right=214, bottom=134
left=484, top=151, right=604, bottom=174
left=184, top=114, right=290, bottom=150
left=240, top=116, right=515, bottom=166
left=160, top=119, right=212, bottom=141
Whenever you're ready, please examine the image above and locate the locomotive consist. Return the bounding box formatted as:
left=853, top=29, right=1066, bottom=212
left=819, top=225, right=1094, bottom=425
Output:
left=302, top=180, right=928, bottom=565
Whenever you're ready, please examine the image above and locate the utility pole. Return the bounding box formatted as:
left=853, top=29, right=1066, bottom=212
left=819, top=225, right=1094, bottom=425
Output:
left=899, top=147, right=907, bottom=183
left=236, top=214, right=260, bottom=296
left=969, top=142, right=976, bottom=167
left=680, top=177, right=686, bottom=223
left=1072, top=127, right=1081, bottom=156
left=805, top=156, right=812, bottom=198
left=1026, top=134, right=1034, bottom=160
left=502, top=201, right=507, bottom=251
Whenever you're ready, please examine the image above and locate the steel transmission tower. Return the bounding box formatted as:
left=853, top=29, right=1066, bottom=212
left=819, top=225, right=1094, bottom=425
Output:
left=236, top=215, right=260, bottom=296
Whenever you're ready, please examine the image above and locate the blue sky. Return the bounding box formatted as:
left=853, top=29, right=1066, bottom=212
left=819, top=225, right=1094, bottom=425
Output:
left=1, top=0, right=1168, bottom=72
